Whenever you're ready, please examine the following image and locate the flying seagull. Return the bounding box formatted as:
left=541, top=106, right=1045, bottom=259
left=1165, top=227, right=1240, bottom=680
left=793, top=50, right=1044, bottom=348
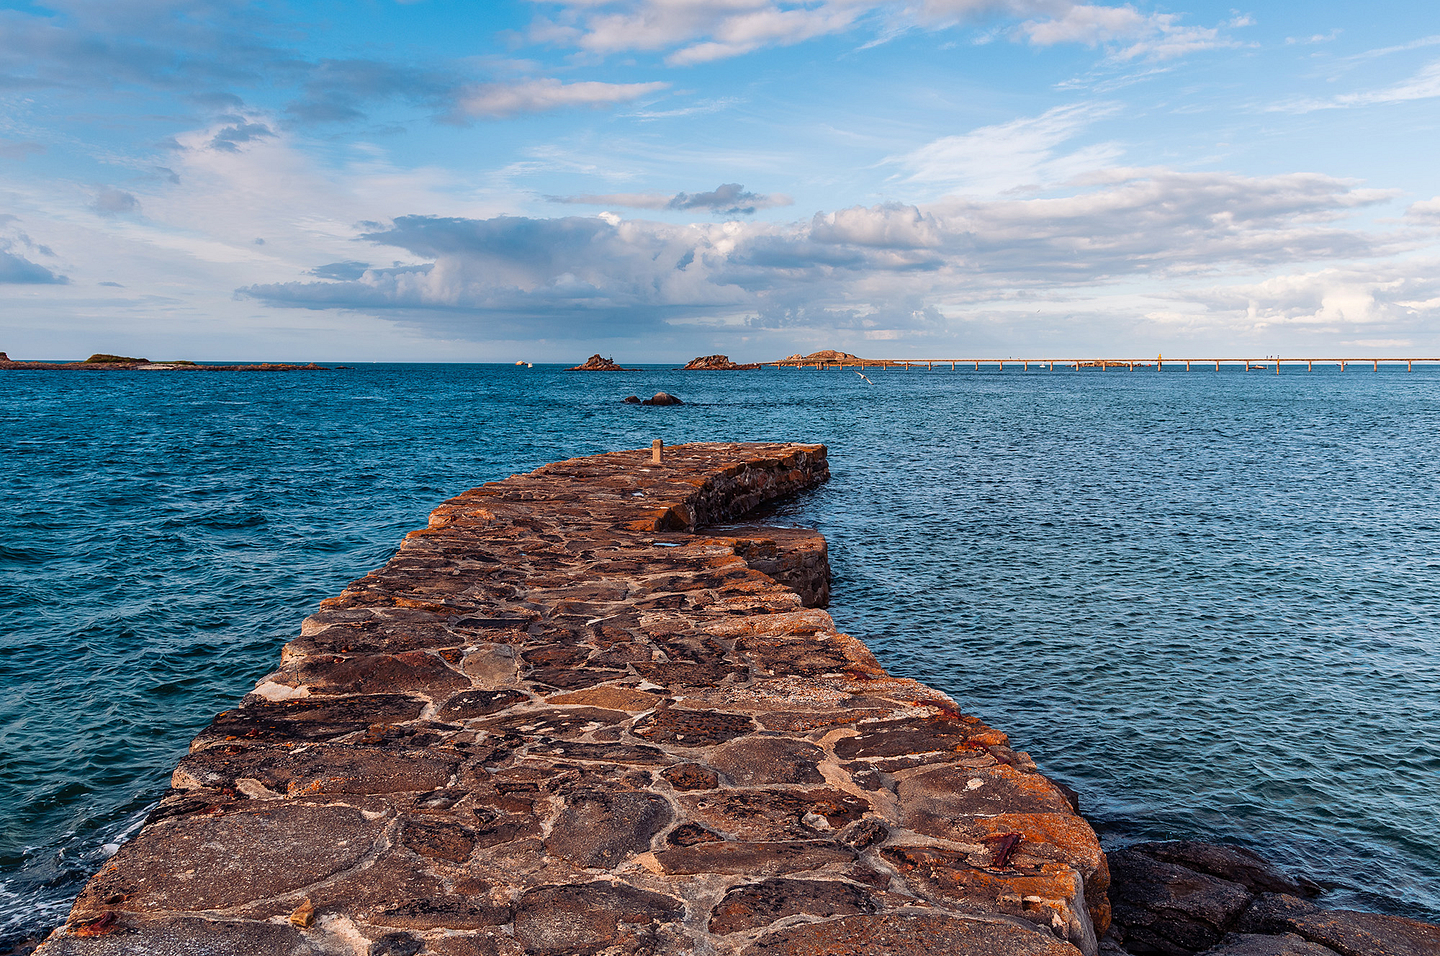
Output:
left=856, top=371, right=873, bottom=384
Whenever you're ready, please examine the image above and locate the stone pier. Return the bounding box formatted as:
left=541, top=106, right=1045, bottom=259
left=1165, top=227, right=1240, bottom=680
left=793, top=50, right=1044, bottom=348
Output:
left=39, top=442, right=1108, bottom=956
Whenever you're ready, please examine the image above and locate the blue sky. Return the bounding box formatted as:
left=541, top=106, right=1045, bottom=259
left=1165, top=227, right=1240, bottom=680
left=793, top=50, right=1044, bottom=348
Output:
left=3, top=0, right=1440, bottom=361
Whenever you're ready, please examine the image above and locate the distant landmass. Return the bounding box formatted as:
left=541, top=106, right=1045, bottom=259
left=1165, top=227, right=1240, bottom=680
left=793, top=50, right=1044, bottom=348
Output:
left=568, top=350, right=888, bottom=371
left=0, top=353, right=328, bottom=371
left=566, top=354, right=640, bottom=371
left=679, top=354, right=762, bottom=370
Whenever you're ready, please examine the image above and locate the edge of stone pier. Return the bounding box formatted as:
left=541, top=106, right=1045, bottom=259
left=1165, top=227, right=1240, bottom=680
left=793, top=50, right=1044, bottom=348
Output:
left=39, top=441, right=1112, bottom=956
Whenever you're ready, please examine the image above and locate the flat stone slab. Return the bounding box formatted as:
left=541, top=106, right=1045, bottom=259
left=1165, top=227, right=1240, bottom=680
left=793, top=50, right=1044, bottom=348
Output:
left=39, top=442, right=1109, bottom=956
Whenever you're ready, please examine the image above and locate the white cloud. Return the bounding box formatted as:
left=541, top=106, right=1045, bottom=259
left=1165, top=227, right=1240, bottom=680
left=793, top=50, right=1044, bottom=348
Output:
left=454, top=78, right=669, bottom=118
left=887, top=103, right=1122, bottom=196
left=547, top=183, right=793, bottom=214
left=241, top=167, right=1413, bottom=342
left=1406, top=197, right=1440, bottom=223
left=1274, top=60, right=1440, bottom=113
left=1016, top=4, right=1238, bottom=62
left=1181, top=264, right=1440, bottom=332
left=528, top=0, right=1242, bottom=65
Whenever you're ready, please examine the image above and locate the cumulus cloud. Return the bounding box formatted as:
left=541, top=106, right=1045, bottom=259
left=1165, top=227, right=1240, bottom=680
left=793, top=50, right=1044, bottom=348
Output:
left=548, top=183, right=792, bottom=215
left=240, top=168, right=1409, bottom=338
left=1406, top=197, right=1440, bottom=223
left=453, top=78, right=668, bottom=119
left=1180, top=262, right=1440, bottom=332
left=528, top=0, right=1243, bottom=65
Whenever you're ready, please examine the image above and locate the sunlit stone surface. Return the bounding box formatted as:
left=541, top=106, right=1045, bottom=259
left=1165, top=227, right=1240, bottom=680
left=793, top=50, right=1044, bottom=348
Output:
left=40, top=443, right=1113, bottom=955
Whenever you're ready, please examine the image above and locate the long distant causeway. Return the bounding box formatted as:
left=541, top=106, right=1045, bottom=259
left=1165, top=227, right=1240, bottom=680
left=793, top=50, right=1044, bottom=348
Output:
left=39, top=442, right=1113, bottom=956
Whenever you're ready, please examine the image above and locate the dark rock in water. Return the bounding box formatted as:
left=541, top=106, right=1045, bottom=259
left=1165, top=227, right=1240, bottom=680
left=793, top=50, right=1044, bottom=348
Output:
left=681, top=354, right=761, bottom=370
left=1235, top=893, right=1440, bottom=956
left=0, top=351, right=9, bottom=362
left=1103, top=841, right=1440, bottom=956
left=1140, top=842, right=1316, bottom=898
left=1198, top=932, right=1338, bottom=955
left=623, top=395, right=641, bottom=403
left=641, top=391, right=683, bottom=405
left=1107, top=848, right=1254, bottom=954
left=567, top=353, right=633, bottom=370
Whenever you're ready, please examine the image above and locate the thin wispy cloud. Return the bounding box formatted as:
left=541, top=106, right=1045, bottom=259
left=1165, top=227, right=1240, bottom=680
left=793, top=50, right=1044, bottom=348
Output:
left=1345, top=34, right=1440, bottom=62
left=547, top=183, right=793, bottom=215
left=453, top=78, right=669, bottom=119
left=887, top=103, right=1123, bottom=196
left=528, top=0, right=1246, bottom=66
left=1272, top=59, right=1440, bottom=112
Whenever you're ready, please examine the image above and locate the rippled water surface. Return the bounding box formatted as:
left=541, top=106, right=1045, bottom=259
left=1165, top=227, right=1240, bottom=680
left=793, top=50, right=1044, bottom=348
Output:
left=2, top=363, right=1437, bottom=946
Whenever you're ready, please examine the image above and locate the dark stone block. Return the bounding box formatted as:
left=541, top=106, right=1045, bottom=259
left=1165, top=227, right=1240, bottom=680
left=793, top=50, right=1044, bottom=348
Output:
left=39, top=917, right=324, bottom=956
left=1197, top=933, right=1338, bottom=955
left=483, top=707, right=629, bottom=739
left=291, top=650, right=469, bottom=696
left=195, top=694, right=426, bottom=745
left=708, top=878, right=879, bottom=934
left=707, top=737, right=826, bottom=785
left=399, top=818, right=477, bottom=862
left=666, top=823, right=722, bottom=847
left=370, top=897, right=513, bottom=930
left=438, top=689, right=530, bottom=720
left=71, top=804, right=383, bottom=915
left=684, top=787, right=870, bottom=840
left=661, top=763, right=719, bottom=790
left=175, top=744, right=456, bottom=797
left=513, top=882, right=684, bottom=955
left=833, top=717, right=982, bottom=759
left=369, top=933, right=423, bottom=956
left=742, top=913, right=1078, bottom=955
left=631, top=708, right=756, bottom=746
left=545, top=790, right=672, bottom=868
left=654, top=840, right=854, bottom=876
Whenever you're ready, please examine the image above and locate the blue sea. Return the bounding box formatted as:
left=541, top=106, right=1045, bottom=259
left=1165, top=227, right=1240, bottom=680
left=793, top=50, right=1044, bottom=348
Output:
left=2, top=363, right=1438, bottom=948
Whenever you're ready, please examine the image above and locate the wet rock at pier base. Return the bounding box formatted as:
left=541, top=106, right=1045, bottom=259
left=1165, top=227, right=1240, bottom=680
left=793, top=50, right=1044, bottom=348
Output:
left=1102, top=841, right=1440, bottom=956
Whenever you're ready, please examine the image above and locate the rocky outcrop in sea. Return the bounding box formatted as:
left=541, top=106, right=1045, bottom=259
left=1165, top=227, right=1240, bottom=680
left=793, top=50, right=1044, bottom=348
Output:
left=567, top=354, right=635, bottom=371
left=680, top=355, right=762, bottom=370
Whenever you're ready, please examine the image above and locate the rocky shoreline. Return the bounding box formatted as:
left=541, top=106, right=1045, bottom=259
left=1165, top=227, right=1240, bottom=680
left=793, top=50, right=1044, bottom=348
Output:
left=29, top=443, right=1438, bottom=956
left=0, top=352, right=327, bottom=371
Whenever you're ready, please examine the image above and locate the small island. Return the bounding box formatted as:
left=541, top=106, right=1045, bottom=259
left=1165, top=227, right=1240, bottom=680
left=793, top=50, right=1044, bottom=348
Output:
left=0, top=353, right=328, bottom=372
left=566, top=353, right=638, bottom=371
left=679, top=354, right=762, bottom=370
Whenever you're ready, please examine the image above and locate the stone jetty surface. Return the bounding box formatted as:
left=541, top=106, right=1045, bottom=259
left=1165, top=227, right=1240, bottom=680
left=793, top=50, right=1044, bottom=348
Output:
left=40, top=442, right=1110, bottom=956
